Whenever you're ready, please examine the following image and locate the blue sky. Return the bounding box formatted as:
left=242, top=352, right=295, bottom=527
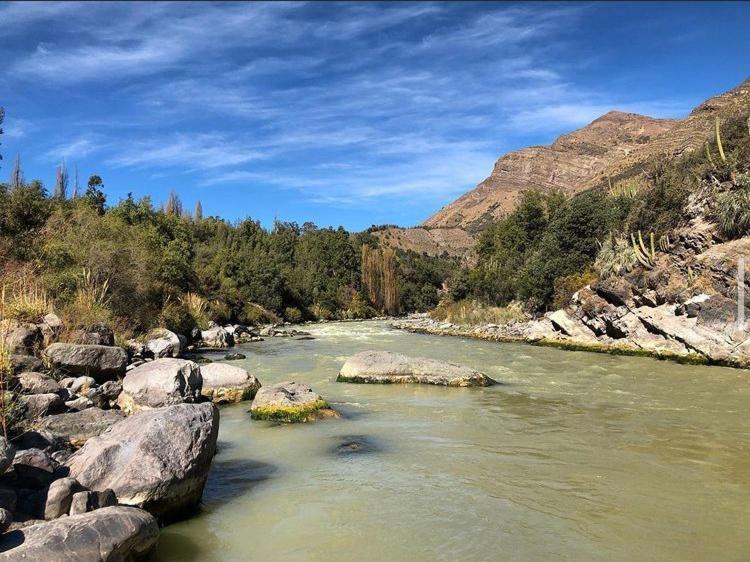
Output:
left=1, top=1, right=749, bottom=231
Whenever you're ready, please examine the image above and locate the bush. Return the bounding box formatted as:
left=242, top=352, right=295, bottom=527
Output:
left=343, top=292, right=376, bottom=319
left=431, top=299, right=527, bottom=326
left=594, top=234, right=638, bottom=278
left=1, top=274, right=53, bottom=323
left=158, top=300, right=197, bottom=337
left=239, top=302, right=279, bottom=326
left=284, top=307, right=303, bottom=324
left=552, top=270, right=597, bottom=309
left=714, top=188, right=750, bottom=239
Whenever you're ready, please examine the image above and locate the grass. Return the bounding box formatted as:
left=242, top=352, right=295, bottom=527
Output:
left=1, top=276, right=53, bottom=323
left=714, top=188, right=750, bottom=239
left=431, top=299, right=527, bottom=326
left=250, top=399, right=332, bottom=423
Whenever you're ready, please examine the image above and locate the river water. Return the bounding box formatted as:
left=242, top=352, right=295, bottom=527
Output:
left=156, top=321, right=750, bottom=561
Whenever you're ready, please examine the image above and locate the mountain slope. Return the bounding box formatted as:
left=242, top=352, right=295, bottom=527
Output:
left=424, top=112, right=678, bottom=232
left=424, top=77, right=750, bottom=233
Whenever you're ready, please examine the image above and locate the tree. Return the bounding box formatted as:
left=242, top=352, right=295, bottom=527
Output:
left=165, top=190, right=182, bottom=217
left=72, top=165, right=80, bottom=198
left=194, top=200, right=203, bottom=222
left=9, top=154, right=23, bottom=190
left=84, top=174, right=106, bottom=214
left=0, top=107, right=4, bottom=169
left=54, top=162, right=68, bottom=199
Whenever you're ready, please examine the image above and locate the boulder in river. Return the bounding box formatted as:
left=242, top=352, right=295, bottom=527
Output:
left=250, top=381, right=338, bottom=422
left=200, top=326, right=234, bottom=348
left=337, top=350, right=496, bottom=387
left=66, top=402, right=219, bottom=520
left=117, top=358, right=202, bottom=413
left=44, top=343, right=127, bottom=383
left=200, top=362, right=261, bottom=404
left=145, top=328, right=182, bottom=358
left=0, top=506, right=159, bottom=561
left=39, top=408, right=125, bottom=448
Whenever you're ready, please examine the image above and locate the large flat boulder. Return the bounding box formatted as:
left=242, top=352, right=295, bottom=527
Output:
left=38, top=408, right=126, bottom=448
left=66, top=403, right=219, bottom=520
left=338, top=350, right=496, bottom=387
left=15, top=371, right=61, bottom=395
left=44, top=343, right=127, bottom=383
left=250, top=381, right=337, bottom=423
left=0, top=506, right=159, bottom=561
left=200, top=363, right=260, bottom=404
left=117, top=358, right=202, bottom=413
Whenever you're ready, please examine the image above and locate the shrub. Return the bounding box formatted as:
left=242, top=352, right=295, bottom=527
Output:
left=309, top=303, right=334, bottom=321
left=594, top=234, right=638, bottom=278
left=59, top=269, right=112, bottom=332
left=431, top=299, right=527, bottom=326
left=714, top=188, right=750, bottom=239
left=1, top=274, right=52, bottom=323
left=284, top=307, right=303, bottom=324
left=180, top=292, right=210, bottom=329
left=158, top=300, right=197, bottom=337
left=552, top=270, right=598, bottom=309
left=239, top=302, right=279, bottom=326
left=343, top=292, right=376, bottom=319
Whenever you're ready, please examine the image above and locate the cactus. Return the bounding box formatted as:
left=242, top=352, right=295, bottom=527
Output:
left=631, top=230, right=656, bottom=269
left=715, top=117, right=727, bottom=162
left=658, top=234, right=671, bottom=252
left=687, top=266, right=697, bottom=286
left=705, top=141, right=716, bottom=168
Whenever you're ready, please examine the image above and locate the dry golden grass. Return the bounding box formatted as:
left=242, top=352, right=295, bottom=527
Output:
left=431, top=299, right=527, bottom=326
left=1, top=275, right=52, bottom=323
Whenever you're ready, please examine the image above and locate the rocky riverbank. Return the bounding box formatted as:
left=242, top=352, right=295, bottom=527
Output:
left=0, top=314, right=324, bottom=559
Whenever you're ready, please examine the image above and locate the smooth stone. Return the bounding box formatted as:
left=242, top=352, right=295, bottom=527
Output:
left=19, top=393, right=65, bottom=420
left=12, top=448, right=57, bottom=488
left=200, top=363, right=261, bottom=404
left=64, top=396, right=94, bottom=411
left=44, top=343, right=127, bottom=383
left=39, top=408, right=125, bottom=448
left=250, top=381, right=337, bottom=423
left=15, top=372, right=61, bottom=395
left=117, top=358, right=202, bottom=413
left=0, top=506, right=159, bottom=561
left=338, top=350, right=496, bottom=387
left=145, top=328, right=182, bottom=358
left=66, top=403, right=219, bottom=520
left=44, top=477, right=83, bottom=520
left=200, top=326, right=234, bottom=348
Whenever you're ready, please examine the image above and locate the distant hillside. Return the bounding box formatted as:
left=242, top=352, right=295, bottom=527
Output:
left=371, top=226, right=475, bottom=261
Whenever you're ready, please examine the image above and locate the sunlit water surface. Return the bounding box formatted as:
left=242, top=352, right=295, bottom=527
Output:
left=156, top=321, right=750, bottom=561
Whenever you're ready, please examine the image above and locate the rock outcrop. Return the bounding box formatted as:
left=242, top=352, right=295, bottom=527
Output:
left=44, top=343, right=127, bottom=382
left=0, top=506, right=159, bottom=561
left=338, top=350, right=496, bottom=386
left=66, top=403, right=219, bottom=520
left=250, top=382, right=337, bottom=422
left=200, top=362, right=261, bottom=404
left=117, top=358, right=202, bottom=413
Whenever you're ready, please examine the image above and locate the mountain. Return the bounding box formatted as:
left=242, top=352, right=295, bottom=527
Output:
left=370, top=226, right=475, bottom=260
left=424, top=77, right=750, bottom=233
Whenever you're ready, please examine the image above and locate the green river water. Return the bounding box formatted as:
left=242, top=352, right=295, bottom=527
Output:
left=155, top=320, right=750, bottom=561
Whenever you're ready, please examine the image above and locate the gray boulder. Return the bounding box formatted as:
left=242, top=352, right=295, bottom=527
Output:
left=338, top=350, right=496, bottom=387
left=70, top=488, right=117, bottom=515
left=39, top=408, right=125, bottom=448
left=65, top=396, right=94, bottom=412
left=69, top=375, right=96, bottom=394
left=12, top=448, right=57, bottom=487
left=0, top=437, right=16, bottom=474
left=19, top=393, right=65, bottom=420
left=15, top=371, right=61, bottom=395
left=44, top=477, right=83, bottom=520
left=145, top=328, right=182, bottom=358
left=250, top=381, right=337, bottom=422
left=200, top=326, right=234, bottom=348
left=86, top=380, right=122, bottom=409
left=117, top=358, right=202, bottom=414
left=5, top=323, right=43, bottom=355
left=200, top=362, right=261, bottom=404
left=44, top=343, right=127, bottom=383
left=0, top=506, right=159, bottom=561
left=0, top=508, right=11, bottom=534
left=10, top=354, right=43, bottom=374
left=66, top=403, right=219, bottom=520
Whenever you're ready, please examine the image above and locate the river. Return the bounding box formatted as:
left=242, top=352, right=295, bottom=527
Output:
left=156, top=320, right=750, bottom=561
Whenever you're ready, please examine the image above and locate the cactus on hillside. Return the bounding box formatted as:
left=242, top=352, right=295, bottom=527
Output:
left=715, top=117, right=727, bottom=162
left=631, top=230, right=656, bottom=269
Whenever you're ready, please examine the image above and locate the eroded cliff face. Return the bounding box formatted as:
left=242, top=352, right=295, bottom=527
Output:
left=424, top=78, right=750, bottom=233
left=424, top=112, right=677, bottom=232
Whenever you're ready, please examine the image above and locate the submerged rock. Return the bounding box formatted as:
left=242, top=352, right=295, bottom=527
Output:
left=117, top=358, right=202, bottom=413
left=200, top=363, right=261, bottom=404
left=44, top=343, right=127, bottom=383
left=224, top=352, right=246, bottom=360
left=0, top=506, right=159, bottom=561
left=250, top=381, right=338, bottom=423
left=338, top=350, right=496, bottom=387
left=66, top=403, right=219, bottom=520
